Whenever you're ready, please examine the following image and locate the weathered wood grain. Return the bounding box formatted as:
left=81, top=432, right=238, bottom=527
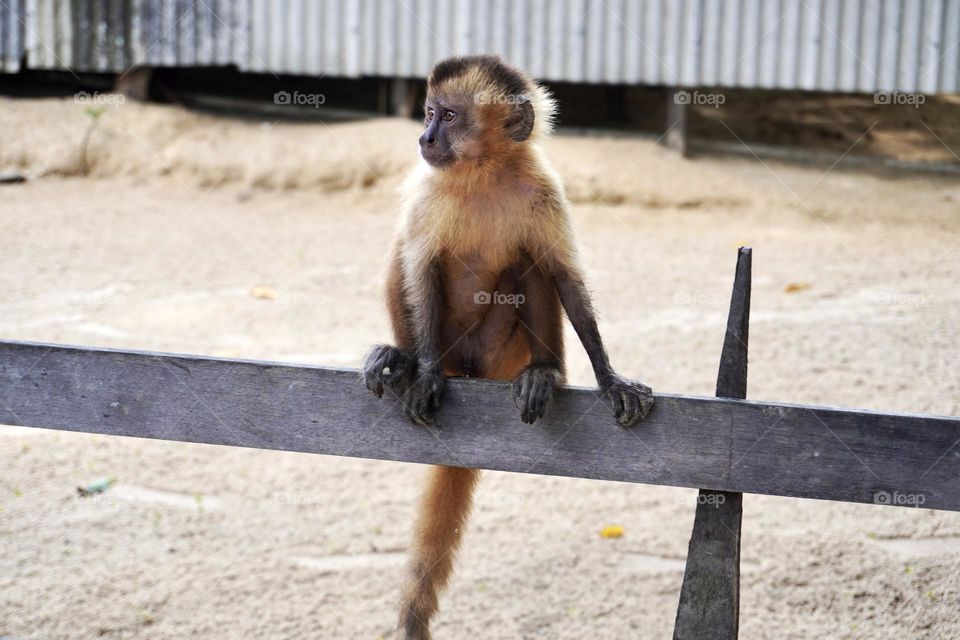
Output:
left=1, top=338, right=958, bottom=510
left=674, top=247, right=751, bottom=640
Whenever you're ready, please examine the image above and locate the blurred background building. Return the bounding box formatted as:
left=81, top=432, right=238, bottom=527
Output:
left=2, top=0, right=959, bottom=91
left=2, top=1, right=959, bottom=166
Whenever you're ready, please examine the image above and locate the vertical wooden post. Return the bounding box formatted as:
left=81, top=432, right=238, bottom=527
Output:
left=377, top=79, right=389, bottom=115
left=114, top=66, right=153, bottom=101
left=664, top=87, right=690, bottom=157
left=673, top=247, right=751, bottom=640
left=390, top=78, right=418, bottom=119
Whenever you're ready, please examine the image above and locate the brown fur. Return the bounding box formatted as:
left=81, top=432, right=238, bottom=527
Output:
left=399, top=466, right=480, bottom=640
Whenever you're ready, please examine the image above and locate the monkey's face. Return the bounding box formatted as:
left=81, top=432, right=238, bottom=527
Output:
left=419, top=95, right=470, bottom=168
left=419, top=93, right=536, bottom=169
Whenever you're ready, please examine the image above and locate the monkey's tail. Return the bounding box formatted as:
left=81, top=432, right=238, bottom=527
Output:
left=399, top=465, right=481, bottom=640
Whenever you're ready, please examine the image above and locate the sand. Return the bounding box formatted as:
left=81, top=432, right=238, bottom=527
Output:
left=1, top=96, right=959, bottom=639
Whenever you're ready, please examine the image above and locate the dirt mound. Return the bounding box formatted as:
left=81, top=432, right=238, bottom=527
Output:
left=1, top=97, right=758, bottom=212
left=0, top=96, right=418, bottom=192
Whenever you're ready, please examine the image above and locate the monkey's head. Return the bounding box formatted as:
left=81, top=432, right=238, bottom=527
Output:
left=419, top=55, right=556, bottom=169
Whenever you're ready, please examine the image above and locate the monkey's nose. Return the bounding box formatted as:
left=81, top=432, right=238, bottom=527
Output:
left=419, top=133, right=435, bottom=147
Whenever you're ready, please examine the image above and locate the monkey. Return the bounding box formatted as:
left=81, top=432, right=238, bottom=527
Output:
left=361, top=55, right=654, bottom=639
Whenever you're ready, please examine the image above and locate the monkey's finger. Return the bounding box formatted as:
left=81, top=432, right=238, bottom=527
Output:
left=515, top=375, right=534, bottom=418
left=628, top=385, right=654, bottom=422
left=417, top=390, right=438, bottom=425
left=520, top=400, right=534, bottom=424
left=405, top=401, right=434, bottom=426
left=363, top=372, right=385, bottom=398
left=400, top=390, right=425, bottom=425
left=418, top=408, right=435, bottom=426
left=519, top=389, right=532, bottom=424
left=525, top=378, right=546, bottom=424
left=401, top=399, right=416, bottom=423
left=532, top=379, right=553, bottom=422
left=363, top=345, right=389, bottom=369
left=529, top=395, right=545, bottom=423
left=615, top=390, right=631, bottom=426
left=608, top=387, right=625, bottom=422
left=627, top=388, right=656, bottom=426
left=512, top=376, right=525, bottom=408
left=520, top=396, right=537, bottom=424
left=518, top=375, right=536, bottom=423
left=411, top=393, right=428, bottom=424
left=522, top=393, right=539, bottom=424
left=521, top=372, right=534, bottom=402
left=383, top=367, right=404, bottom=389
left=384, top=356, right=412, bottom=389
left=637, top=393, right=654, bottom=421
left=364, top=355, right=395, bottom=398
left=618, top=390, right=640, bottom=427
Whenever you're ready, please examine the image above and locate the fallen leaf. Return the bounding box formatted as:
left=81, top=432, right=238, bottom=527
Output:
left=600, top=524, right=624, bottom=539
left=250, top=285, right=277, bottom=300
left=784, top=282, right=812, bottom=293
left=77, top=476, right=116, bottom=497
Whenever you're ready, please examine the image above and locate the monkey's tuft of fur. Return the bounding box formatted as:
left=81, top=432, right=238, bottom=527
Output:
left=426, top=54, right=557, bottom=141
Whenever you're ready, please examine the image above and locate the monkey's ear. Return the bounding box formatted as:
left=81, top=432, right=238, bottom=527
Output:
left=504, top=99, right=535, bottom=142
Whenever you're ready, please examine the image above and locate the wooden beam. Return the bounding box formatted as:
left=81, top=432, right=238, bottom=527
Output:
left=1, top=339, right=958, bottom=510
left=674, top=247, right=751, bottom=640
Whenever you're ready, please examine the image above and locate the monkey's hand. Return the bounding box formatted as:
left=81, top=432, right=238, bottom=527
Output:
left=362, top=344, right=416, bottom=398
left=512, top=364, right=564, bottom=424
left=402, top=364, right=446, bottom=426
left=601, top=374, right=654, bottom=427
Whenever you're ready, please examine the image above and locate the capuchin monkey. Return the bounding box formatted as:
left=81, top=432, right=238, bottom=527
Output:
left=362, top=55, right=654, bottom=639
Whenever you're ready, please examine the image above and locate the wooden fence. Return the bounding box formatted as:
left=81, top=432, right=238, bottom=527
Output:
left=2, top=247, right=958, bottom=638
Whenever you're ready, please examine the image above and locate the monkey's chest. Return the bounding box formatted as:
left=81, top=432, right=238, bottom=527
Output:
left=441, top=254, right=522, bottom=330
left=439, top=254, right=530, bottom=379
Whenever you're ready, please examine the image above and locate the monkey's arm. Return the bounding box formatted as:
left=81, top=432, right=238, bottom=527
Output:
left=548, top=258, right=654, bottom=426
left=362, top=241, right=444, bottom=427
left=364, top=242, right=417, bottom=398
left=386, top=241, right=416, bottom=349
left=512, top=255, right=565, bottom=424
left=398, top=252, right=447, bottom=426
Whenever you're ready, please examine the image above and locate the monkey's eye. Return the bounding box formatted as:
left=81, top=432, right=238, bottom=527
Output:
left=442, top=111, right=456, bottom=123
left=425, top=108, right=435, bottom=122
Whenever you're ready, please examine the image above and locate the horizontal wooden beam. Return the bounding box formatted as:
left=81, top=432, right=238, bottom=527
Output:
left=1, top=339, right=958, bottom=511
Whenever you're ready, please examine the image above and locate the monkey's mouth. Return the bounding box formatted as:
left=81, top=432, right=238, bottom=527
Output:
left=419, top=146, right=456, bottom=168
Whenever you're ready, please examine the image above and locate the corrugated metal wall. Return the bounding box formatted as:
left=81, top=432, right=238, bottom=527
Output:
left=3, top=0, right=959, bottom=94
left=27, top=0, right=247, bottom=71
left=0, top=0, right=27, bottom=72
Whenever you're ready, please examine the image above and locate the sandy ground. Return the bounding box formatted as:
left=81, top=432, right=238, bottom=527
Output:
left=1, top=96, right=959, bottom=639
